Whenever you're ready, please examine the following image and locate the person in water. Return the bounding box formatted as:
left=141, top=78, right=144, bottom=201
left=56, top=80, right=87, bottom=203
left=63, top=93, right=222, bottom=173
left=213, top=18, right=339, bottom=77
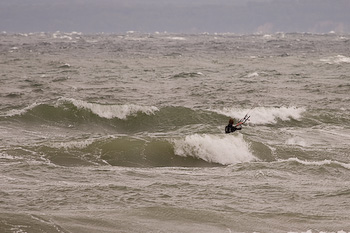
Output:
left=225, top=118, right=242, bottom=134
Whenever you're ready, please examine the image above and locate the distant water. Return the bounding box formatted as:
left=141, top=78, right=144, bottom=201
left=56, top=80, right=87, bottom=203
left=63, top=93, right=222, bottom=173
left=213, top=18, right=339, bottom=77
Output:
left=1, top=32, right=350, bottom=233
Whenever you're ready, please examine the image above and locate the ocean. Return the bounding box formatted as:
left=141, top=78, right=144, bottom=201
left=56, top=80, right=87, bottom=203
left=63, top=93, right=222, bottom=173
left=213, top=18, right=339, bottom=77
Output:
left=0, top=32, right=349, bottom=233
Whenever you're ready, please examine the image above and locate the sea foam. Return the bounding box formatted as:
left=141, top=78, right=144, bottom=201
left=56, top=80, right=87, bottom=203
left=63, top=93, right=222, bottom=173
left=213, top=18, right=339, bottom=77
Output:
left=3, top=98, right=159, bottom=120
left=173, top=134, right=256, bottom=165
left=3, top=102, right=40, bottom=117
left=60, top=98, right=159, bottom=119
left=214, top=106, right=305, bottom=124
left=283, top=157, right=350, bottom=170
left=320, top=55, right=350, bottom=64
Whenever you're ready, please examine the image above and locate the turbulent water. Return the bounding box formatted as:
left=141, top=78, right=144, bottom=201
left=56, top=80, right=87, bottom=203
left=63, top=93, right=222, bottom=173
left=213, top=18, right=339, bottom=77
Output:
left=1, top=32, right=350, bottom=233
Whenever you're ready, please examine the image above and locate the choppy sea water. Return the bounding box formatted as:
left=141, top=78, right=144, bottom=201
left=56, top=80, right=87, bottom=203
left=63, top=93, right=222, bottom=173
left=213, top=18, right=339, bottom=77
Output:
left=0, top=32, right=350, bottom=233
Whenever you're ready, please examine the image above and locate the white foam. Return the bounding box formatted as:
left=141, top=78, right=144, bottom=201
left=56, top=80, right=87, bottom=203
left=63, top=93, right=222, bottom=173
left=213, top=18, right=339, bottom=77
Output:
left=214, top=106, right=305, bottom=125
left=165, top=36, right=186, bottom=40
left=320, top=55, right=350, bottom=64
left=52, top=31, right=81, bottom=40
left=288, top=230, right=350, bottom=233
left=66, top=31, right=82, bottom=36
left=172, top=134, right=256, bottom=165
left=283, top=158, right=350, bottom=170
left=53, top=32, right=73, bottom=40
left=3, top=102, right=40, bottom=117
left=0, top=152, right=19, bottom=160
left=263, top=34, right=272, bottom=38
left=285, top=137, right=308, bottom=147
left=50, top=138, right=96, bottom=149
left=246, top=72, right=259, bottom=78
left=2, top=99, right=159, bottom=120
left=50, top=135, right=119, bottom=149
left=60, top=98, right=159, bottom=119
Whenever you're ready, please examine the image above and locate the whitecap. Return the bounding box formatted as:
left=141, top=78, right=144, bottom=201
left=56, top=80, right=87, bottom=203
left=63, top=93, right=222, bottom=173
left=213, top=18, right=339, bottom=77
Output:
left=3, top=102, right=40, bottom=117
left=172, top=134, right=256, bottom=165
left=58, top=63, right=71, bottom=68
left=285, top=136, right=308, bottom=147
left=48, top=136, right=114, bottom=149
left=282, top=158, right=350, bottom=170
left=59, top=98, right=159, bottom=120
left=214, top=106, right=306, bottom=125
left=165, top=37, right=186, bottom=40
left=320, top=55, right=350, bottom=64
left=246, top=72, right=259, bottom=78
left=50, top=138, right=96, bottom=149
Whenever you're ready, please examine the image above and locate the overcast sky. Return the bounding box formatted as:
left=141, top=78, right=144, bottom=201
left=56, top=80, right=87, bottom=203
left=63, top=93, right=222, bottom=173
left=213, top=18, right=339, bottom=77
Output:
left=1, top=0, right=349, bottom=34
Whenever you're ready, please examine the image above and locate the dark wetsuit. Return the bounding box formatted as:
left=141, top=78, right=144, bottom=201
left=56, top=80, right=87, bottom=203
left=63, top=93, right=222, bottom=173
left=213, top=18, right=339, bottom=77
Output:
left=225, top=123, right=242, bottom=134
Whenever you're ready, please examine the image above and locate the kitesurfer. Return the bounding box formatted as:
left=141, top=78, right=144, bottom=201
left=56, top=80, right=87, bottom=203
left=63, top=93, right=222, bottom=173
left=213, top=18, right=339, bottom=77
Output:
left=225, top=118, right=242, bottom=134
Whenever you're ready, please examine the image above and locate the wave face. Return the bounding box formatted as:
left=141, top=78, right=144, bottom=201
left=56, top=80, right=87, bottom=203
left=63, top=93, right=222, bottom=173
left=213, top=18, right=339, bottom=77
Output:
left=5, top=135, right=255, bottom=167
left=3, top=98, right=159, bottom=120
left=2, top=99, right=309, bottom=127
left=1, top=97, right=348, bottom=167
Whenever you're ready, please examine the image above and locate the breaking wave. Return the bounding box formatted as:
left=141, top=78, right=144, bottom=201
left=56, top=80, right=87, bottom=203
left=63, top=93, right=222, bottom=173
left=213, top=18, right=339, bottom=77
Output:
left=173, top=134, right=255, bottom=165
left=213, top=106, right=306, bottom=124
left=3, top=98, right=159, bottom=120
left=279, top=157, right=350, bottom=170
left=58, top=98, right=159, bottom=119
left=2, top=98, right=309, bottom=129
left=10, top=134, right=255, bottom=167
left=320, top=55, right=350, bottom=64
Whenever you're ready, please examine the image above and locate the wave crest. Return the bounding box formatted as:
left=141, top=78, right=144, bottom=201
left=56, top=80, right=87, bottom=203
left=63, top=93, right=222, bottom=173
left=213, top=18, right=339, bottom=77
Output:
left=282, top=157, right=350, bottom=170
left=10, top=134, right=256, bottom=167
left=214, top=106, right=305, bottom=124
left=320, top=55, right=350, bottom=64
left=58, top=98, right=159, bottom=119
left=3, top=98, right=159, bottom=120
left=173, top=134, right=256, bottom=165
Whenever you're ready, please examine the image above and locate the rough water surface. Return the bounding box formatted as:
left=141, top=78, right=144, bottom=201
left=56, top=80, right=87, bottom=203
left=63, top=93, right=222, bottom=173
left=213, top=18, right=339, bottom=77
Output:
left=1, top=32, right=350, bottom=233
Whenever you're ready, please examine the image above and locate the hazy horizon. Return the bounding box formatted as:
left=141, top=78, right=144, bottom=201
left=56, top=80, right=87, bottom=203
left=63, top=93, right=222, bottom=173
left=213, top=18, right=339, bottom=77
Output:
left=1, top=0, right=350, bottom=34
